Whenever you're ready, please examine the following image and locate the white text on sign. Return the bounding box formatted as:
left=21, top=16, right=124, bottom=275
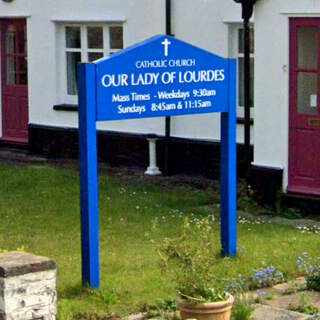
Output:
left=101, top=70, right=225, bottom=88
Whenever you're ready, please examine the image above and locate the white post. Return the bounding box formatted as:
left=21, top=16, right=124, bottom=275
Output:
left=145, top=138, right=162, bottom=176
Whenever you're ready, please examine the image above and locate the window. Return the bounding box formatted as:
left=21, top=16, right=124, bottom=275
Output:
left=58, top=24, right=123, bottom=103
left=229, top=25, right=255, bottom=117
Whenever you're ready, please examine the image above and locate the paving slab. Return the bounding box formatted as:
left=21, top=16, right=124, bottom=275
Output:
left=239, top=211, right=320, bottom=229
left=272, top=283, right=293, bottom=295
left=127, top=312, right=147, bottom=320
left=253, top=304, right=310, bottom=320
left=262, top=292, right=320, bottom=310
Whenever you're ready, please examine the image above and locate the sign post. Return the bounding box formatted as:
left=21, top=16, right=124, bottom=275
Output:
left=220, top=60, right=237, bottom=256
left=78, top=64, right=100, bottom=288
left=78, top=35, right=237, bottom=288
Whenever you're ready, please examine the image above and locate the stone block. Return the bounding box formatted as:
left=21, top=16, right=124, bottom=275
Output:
left=253, top=304, right=309, bottom=320
left=0, top=252, right=57, bottom=320
left=272, top=283, right=292, bottom=295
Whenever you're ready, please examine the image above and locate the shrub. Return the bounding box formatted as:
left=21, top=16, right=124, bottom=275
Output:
left=250, top=266, right=284, bottom=289
left=297, top=253, right=320, bottom=292
left=157, top=217, right=228, bottom=302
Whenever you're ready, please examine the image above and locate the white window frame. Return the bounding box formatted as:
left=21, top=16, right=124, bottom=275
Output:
left=228, top=24, right=255, bottom=118
left=57, top=23, right=124, bottom=105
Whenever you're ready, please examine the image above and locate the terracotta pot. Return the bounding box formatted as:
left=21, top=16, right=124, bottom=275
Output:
left=177, top=295, right=234, bottom=320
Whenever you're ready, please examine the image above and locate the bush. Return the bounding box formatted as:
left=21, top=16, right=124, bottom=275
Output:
left=157, top=217, right=228, bottom=302
left=297, top=253, right=320, bottom=292
left=250, top=266, right=284, bottom=289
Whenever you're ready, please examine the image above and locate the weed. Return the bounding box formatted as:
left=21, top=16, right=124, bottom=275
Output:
left=296, top=226, right=320, bottom=234
left=73, top=312, right=120, bottom=320
left=280, top=208, right=303, bottom=220
left=0, top=246, right=27, bottom=254
left=231, top=298, right=254, bottom=320
left=289, top=292, right=320, bottom=316
left=296, top=253, right=320, bottom=291
left=285, top=280, right=306, bottom=295
left=307, top=275, right=320, bottom=292
left=265, top=292, right=275, bottom=300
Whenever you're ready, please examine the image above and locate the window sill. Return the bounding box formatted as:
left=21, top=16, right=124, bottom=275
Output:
left=53, top=104, right=78, bottom=112
left=51, top=14, right=126, bottom=23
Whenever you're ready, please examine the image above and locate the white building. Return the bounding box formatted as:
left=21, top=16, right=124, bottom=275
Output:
left=0, top=0, right=318, bottom=202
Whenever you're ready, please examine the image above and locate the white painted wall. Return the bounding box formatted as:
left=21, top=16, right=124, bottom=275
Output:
left=171, top=0, right=243, bottom=142
left=254, top=0, right=320, bottom=191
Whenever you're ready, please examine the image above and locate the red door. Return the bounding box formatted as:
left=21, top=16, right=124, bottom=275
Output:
left=1, top=19, right=28, bottom=143
left=289, top=18, right=320, bottom=195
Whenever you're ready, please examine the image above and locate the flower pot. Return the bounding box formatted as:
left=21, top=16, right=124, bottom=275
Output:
left=177, top=295, right=234, bottom=320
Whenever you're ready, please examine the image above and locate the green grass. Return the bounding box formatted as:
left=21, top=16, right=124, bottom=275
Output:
left=0, top=163, right=319, bottom=319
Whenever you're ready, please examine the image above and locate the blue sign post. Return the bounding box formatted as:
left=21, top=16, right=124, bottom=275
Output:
left=78, top=35, right=237, bottom=288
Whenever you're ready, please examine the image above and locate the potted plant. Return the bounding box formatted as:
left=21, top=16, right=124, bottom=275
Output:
left=157, top=217, right=234, bottom=320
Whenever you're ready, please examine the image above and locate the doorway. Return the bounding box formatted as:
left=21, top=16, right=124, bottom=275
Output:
left=289, top=18, right=320, bottom=195
left=1, top=19, right=28, bottom=143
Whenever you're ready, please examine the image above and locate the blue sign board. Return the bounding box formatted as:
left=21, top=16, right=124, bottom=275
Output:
left=78, top=35, right=237, bottom=289
left=95, top=35, right=232, bottom=121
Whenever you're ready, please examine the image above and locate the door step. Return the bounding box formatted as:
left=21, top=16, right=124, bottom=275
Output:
left=282, top=192, right=320, bottom=215
left=285, top=192, right=320, bottom=202
left=0, top=138, right=28, bottom=149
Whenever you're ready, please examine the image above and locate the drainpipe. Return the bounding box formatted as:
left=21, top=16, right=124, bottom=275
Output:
left=233, top=0, right=258, bottom=164
left=243, top=5, right=252, bottom=164
left=164, top=0, right=173, bottom=176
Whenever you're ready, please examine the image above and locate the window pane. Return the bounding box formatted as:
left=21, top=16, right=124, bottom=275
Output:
left=88, top=52, right=103, bottom=62
left=66, top=27, right=81, bottom=48
left=297, top=72, right=318, bottom=115
left=17, top=24, right=27, bottom=54
left=238, top=57, right=254, bottom=107
left=16, top=56, right=28, bottom=85
left=24, top=24, right=27, bottom=55
left=88, top=27, right=103, bottom=49
left=6, top=55, right=15, bottom=85
left=110, top=26, right=123, bottom=49
left=66, top=52, right=81, bottom=95
left=298, top=27, right=318, bottom=69
left=6, top=25, right=16, bottom=55
left=6, top=56, right=28, bottom=85
left=238, top=28, right=254, bottom=54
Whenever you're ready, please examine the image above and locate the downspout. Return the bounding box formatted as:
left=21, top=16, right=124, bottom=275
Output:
left=166, top=0, right=172, bottom=37
left=233, top=0, right=257, bottom=164
left=164, top=0, right=173, bottom=176
left=243, top=3, right=252, bottom=164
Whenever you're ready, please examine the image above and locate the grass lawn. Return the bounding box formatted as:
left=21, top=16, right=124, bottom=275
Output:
left=0, top=163, right=319, bottom=319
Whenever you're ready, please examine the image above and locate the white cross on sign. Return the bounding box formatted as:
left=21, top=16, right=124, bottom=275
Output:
left=161, top=38, right=171, bottom=57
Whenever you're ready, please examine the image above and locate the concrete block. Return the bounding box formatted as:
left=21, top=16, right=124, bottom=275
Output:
left=0, top=252, right=57, bottom=320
